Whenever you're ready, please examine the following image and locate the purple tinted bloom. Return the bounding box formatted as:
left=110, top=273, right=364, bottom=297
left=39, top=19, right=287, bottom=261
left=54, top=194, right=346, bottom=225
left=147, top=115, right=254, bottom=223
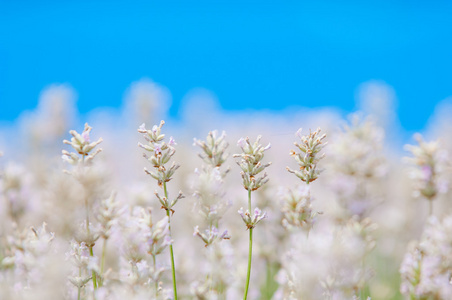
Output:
left=421, top=165, right=433, bottom=181
left=237, top=137, right=246, bottom=148
left=152, top=125, right=158, bottom=133
left=238, top=207, right=245, bottom=218
left=254, top=208, right=262, bottom=217
left=168, top=136, right=177, bottom=146
left=193, top=226, right=200, bottom=236
left=81, top=131, right=90, bottom=143
left=154, top=143, right=162, bottom=154
left=220, top=230, right=229, bottom=239
left=211, top=226, right=219, bottom=235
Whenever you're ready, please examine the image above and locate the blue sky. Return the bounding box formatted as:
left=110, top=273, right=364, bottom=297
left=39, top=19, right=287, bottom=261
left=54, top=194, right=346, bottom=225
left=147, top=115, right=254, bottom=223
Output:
left=1, top=0, right=452, bottom=131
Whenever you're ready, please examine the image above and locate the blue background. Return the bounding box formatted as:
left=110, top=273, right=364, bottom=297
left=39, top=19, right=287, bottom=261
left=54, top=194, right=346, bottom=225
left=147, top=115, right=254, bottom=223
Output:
left=1, top=0, right=451, bottom=130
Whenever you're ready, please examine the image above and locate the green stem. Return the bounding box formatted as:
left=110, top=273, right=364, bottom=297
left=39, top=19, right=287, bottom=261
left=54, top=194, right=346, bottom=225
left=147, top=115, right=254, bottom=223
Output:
left=152, top=254, right=158, bottom=297
left=163, top=182, right=178, bottom=300
left=99, top=238, right=107, bottom=286
left=248, top=189, right=252, bottom=212
left=78, top=267, right=81, bottom=300
left=243, top=188, right=253, bottom=300
left=243, top=228, right=253, bottom=300
left=428, top=199, right=433, bottom=216
left=89, top=246, right=98, bottom=290
left=82, top=154, right=97, bottom=292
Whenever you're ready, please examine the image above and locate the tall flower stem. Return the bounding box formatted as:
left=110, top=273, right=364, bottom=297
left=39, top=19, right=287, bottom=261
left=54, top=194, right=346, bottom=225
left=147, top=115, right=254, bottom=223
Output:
left=152, top=254, right=158, bottom=297
left=164, top=181, right=178, bottom=300
left=78, top=267, right=82, bottom=300
left=99, top=238, right=107, bottom=287
left=82, top=154, right=97, bottom=291
left=243, top=189, right=253, bottom=300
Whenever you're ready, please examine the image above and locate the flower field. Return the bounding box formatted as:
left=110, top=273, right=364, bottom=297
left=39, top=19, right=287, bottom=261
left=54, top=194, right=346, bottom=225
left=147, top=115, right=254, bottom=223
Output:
left=1, top=82, right=451, bottom=300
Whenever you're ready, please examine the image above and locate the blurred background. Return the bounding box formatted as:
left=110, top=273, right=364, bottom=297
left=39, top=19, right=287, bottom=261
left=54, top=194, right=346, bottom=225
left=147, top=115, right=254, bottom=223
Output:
left=1, top=0, right=452, bottom=134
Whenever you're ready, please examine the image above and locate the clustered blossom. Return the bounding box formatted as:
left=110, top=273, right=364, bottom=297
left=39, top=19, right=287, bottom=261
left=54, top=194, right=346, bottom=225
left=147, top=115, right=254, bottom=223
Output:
left=154, top=191, right=184, bottom=214
left=280, top=185, right=319, bottom=230
left=233, top=136, right=271, bottom=191
left=2, top=223, right=55, bottom=288
left=74, top=222, right=99, bottom=249
left=116, top=207, right=171, bottom=294
left=287, top=128, right=327, bottom=183
left=192, top=131, right=231, bottom=247
left=238, top=207, right=267, bottom=229
left=0, top=163, right=33, bottom=222
left=400, top=216, right=452, bottom=299
left=67, top=240, right=98, bottom=289
left=139, top=208, right=172, bottom=256
left=97, top=192, right=123, bottom=240
left=193, top=225, right=230, bottom=247
left=190, top=131, right=232, bottom=298
left=138, top=121, right=179, bottom=189
left=404, top=134, right=449, bottom=201
left=61, top=123, right=108, bottom=296
left=322, top=217, right=377, bottom=298
left=193, top=130, right=229, bottom=173
left=192, top=167, right=229, bottom=225
left=62, top=123, right=103, bottom=165
left=327, top=116, right=387, bottom=219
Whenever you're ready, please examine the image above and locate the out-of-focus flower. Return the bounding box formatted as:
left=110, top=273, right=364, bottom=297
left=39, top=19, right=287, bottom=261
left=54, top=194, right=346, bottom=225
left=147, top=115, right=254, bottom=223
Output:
left=400, top=215, right=452, bottom=299
left=280, top=185, right=320, bottom=231
left=138, top=207, right=172, bottom=256
left=193, top=225, right=230, bottom=247
left=193, top=130, right=229, bottom=173
left=192, top=131, right=231, bottom=246
left=0, top=162, right=34, bottom=222
left=404, top=134, right=449, bottom=202
left=326, top=115, right=387, bottom=219
left=97, top=192, right=123, bottom=240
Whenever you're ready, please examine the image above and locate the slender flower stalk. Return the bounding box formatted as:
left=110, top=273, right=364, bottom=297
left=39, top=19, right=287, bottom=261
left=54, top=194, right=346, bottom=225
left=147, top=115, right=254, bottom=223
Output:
left=276, top=128, right=327, bottom=298
left=138, top=207, right=172, bottom=297
left=192, top=130, right=231, bottom=246
left=63, top=123, right=103, bottom=293
left=191, top=131, right=233, bottom=298
left=233, top=136, right=271, bottom=300
left=284, top=128, right=326, bottom=231
left=96, top=192, right=122, bottom=286
left=138, top=120, right=184, bottom=300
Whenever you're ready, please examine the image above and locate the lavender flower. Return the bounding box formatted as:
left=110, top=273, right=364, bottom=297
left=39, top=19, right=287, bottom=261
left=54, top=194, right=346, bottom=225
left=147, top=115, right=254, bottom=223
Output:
left=400, top=215, right=452, bottom=299
left=287, top=128, right=326, bottom=184
left=138, top=120, right=182, bottom=299
left=234, top=135, right=271, bottom=300
left=238, top=207, right=267, bottom=229
left=193, top=225, right=230, bottom=247
left=193, top=130, right=229, bottom=172
left=404, top=134, right=449, bottom=207
left=233, top=136, right=271, bottom=191
left=326, top=115, right=387, bottom=219
left=62, top=123, right=103, bottom=165
left=280, top=185, right=320, bottom=231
